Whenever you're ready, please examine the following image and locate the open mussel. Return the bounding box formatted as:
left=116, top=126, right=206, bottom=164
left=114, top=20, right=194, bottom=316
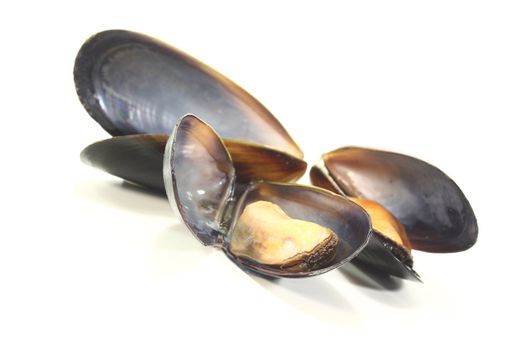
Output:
left=311, top=147, right=478, bottom=253
left=75, top=30, right=306, bottom=190
left=164, top=115, right=372, bottom=277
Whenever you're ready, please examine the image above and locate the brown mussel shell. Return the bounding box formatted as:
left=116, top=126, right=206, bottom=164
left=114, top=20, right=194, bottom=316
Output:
left=222, top=140, right=306, bottom=183
left=74, top=29, right=302, bottom=158
left=163, top=115, right=373, bottom=278
left=80, top=134, right=306, bottom=193
left=311, top=163, right=419, bottom=279
left=350, top=198, right=413, bottom=266
left=311, top=147, right=478, bottom=253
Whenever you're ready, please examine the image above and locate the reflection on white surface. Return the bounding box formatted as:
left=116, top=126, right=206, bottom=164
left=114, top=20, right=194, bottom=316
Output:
left=76, top=179, right=175, bottom=218
left=255, top=274, right=363, bottom=328
left=151, top=223, right=212, bottom=276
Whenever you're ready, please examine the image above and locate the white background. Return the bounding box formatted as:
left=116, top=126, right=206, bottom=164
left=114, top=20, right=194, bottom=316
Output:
left=1, top=1, right=523, bottom=349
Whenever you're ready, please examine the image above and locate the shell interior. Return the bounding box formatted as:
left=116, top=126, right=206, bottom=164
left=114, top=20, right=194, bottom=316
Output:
left=164, top=115, right=235, bottom=246
left=74, top=29, right=302, bottom=158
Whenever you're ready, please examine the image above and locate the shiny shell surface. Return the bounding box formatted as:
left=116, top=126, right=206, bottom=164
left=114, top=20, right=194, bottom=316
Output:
left=313, top=147, right=478, bottom=253
left=74, top=30, right=302, bottom=158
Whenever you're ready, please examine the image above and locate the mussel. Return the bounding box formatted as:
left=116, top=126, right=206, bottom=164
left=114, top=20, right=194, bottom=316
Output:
left=75, top=29, right=307, bottom=187
left=311, top=147, right=478, bottom=253
left=163, top=115, right=372, bottom=278
left=75, top=29, right=477, bottom=282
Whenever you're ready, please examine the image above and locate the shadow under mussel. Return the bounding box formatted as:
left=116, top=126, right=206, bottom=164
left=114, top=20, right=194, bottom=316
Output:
left=310, top=147, right=479, bottom=279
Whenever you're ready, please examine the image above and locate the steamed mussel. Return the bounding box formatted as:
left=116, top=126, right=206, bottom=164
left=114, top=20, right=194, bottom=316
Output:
left=75, top=29, right=478, bottom=281
left=163, top=115, right=371, bottom=277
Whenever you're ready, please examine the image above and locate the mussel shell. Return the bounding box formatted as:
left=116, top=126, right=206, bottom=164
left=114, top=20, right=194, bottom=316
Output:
left=164, top=115, right=235, bottom=246
left=310, top=163, right=341, bottom=194
left=164, top=115, right=373, bottom=278
left=352, top=233, right=421, bottom=282
left=222, top=140, right=306, bottom=183
left=81, top=135, right=306, bottom=193
left=81, top=134, right=168, bottom=193
left=224, top=182, right=372, bottom=278
left=312, top=165, right=420, bottom=280
left=312, top=147, right=478, bottom=253
left=74, top=29, right=303, bottom=158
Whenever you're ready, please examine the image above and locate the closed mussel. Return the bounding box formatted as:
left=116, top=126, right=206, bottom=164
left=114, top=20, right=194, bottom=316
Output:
left=311, top=147, right=478, bottom=256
